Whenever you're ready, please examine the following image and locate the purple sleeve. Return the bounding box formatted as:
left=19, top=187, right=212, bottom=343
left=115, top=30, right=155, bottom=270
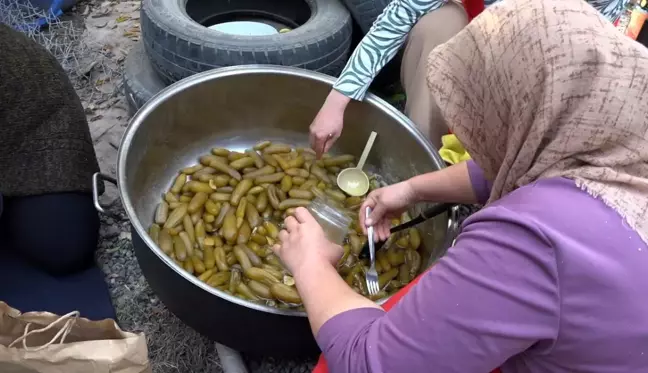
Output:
left=316, top=206, right=560, bottom=373
left=467, top=160, right=492, bottom=204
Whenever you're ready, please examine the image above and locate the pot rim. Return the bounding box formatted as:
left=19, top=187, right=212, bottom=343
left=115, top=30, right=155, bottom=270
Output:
left=117, top=65, right=451, bottom=317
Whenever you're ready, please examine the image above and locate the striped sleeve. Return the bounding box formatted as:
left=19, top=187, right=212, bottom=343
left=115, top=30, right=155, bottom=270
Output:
left=333, top=0, right=626, bottom=102
left=332, top=0, right=448, bottom=101
left=587, top=0, right=630, bottom=21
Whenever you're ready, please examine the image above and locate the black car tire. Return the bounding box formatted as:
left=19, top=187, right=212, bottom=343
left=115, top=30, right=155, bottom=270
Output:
left=340, top=0, right=392, bottom=34
left=141, top=0, right=353, bottom=83
left=123, top=41, right=167, bottom=115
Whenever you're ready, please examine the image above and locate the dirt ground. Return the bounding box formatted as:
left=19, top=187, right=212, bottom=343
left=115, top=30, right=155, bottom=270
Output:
left=77, top=0, right=140, bottom=207
left=53, top=0, right=316, bottom=371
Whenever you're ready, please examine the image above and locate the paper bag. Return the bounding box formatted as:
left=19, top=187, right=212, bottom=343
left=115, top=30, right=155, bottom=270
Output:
left=0, top=302, right=151, bottom=373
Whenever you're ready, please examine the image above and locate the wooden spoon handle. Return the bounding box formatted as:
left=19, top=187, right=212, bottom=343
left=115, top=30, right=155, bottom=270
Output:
left=356, top=131, right=377, bottom=170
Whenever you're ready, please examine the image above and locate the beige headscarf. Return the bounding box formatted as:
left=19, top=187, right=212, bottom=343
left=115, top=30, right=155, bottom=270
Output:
left=427, top=0, right=648, bottom=242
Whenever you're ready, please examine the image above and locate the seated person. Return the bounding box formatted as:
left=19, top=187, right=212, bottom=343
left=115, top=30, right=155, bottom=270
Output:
left=0, top=24, right=116, bottom=321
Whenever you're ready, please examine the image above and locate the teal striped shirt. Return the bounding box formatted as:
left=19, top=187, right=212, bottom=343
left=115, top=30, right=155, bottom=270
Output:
left=333, top=0, right=629, bottom=100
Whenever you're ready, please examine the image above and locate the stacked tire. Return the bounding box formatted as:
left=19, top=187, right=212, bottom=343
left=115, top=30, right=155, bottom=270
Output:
left=123, top=0, right=400, bottom=115
left=124, top=0, right=354, bottom=114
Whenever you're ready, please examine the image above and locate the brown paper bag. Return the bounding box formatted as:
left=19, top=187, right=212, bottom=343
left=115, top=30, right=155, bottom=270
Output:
left=0, top=302, right=151, bottom=373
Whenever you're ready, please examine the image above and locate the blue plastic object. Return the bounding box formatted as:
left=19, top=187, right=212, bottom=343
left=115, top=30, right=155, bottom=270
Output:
left=14, top=0, right=77, bottom=30
left=30, top=0, right=77, bottom=14
left=31, top=0, right=76, bottom=14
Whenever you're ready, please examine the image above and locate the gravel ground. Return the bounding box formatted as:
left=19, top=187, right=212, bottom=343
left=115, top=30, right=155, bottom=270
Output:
left=96, top=211, right=222, bottom=373
left=95, top=203, right=319, bottom=373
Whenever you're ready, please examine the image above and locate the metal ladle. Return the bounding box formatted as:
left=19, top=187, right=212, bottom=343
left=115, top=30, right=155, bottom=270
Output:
left=336, top=131, right=377, bottom=197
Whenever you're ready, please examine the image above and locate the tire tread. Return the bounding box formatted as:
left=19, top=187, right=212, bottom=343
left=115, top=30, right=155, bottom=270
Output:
left=141, top=0, right=353, bottom=83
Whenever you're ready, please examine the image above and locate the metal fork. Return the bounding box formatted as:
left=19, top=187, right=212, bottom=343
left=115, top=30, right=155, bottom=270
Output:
left=365, top=207, right=380, bottom=296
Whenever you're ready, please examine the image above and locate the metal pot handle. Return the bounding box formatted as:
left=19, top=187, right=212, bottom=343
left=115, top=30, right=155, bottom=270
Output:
left=92, top=172, right=118, bottom=215
left=127, top=93, right=137, bottom=111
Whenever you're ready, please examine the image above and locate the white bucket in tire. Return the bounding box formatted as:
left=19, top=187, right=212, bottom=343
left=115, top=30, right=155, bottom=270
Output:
left=208, top=21, right=278, bottom=36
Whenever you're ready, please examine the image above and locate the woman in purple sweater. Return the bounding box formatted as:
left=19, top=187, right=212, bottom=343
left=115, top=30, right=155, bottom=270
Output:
left=272, top=0, right=648, bottom=372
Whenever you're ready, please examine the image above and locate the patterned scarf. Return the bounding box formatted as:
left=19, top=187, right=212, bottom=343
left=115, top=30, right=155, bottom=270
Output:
left=428, top=0, right=648, bottom=242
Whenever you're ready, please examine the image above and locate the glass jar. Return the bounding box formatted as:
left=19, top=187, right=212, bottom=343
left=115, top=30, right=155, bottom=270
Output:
left=307, top=197, right=352, bottom=246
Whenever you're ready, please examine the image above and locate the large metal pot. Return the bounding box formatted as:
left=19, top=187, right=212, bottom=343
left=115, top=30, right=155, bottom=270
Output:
left=94, top=65, right=457, bottom=357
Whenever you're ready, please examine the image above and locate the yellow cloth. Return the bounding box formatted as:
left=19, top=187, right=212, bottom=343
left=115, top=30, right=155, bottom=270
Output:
left=438, top=134, right=471, bottom=164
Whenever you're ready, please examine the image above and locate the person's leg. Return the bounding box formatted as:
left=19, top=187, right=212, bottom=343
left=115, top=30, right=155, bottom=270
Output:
left=0, top=192, right=116, bottom=320
left=401, top=2, right=469, bottom=149
left=0, top=26, right=115, bottom=321
left=0, top=252, right=117, bottom=320
left=1, top=192, right=100, bottom=276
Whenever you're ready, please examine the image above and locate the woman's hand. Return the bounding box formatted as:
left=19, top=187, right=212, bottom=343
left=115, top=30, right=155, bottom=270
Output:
left=272, top=207, right=344, bottom=276
left=359, top=180, right=418, bottom=241
left=309, top=90, right=351, bottom=158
